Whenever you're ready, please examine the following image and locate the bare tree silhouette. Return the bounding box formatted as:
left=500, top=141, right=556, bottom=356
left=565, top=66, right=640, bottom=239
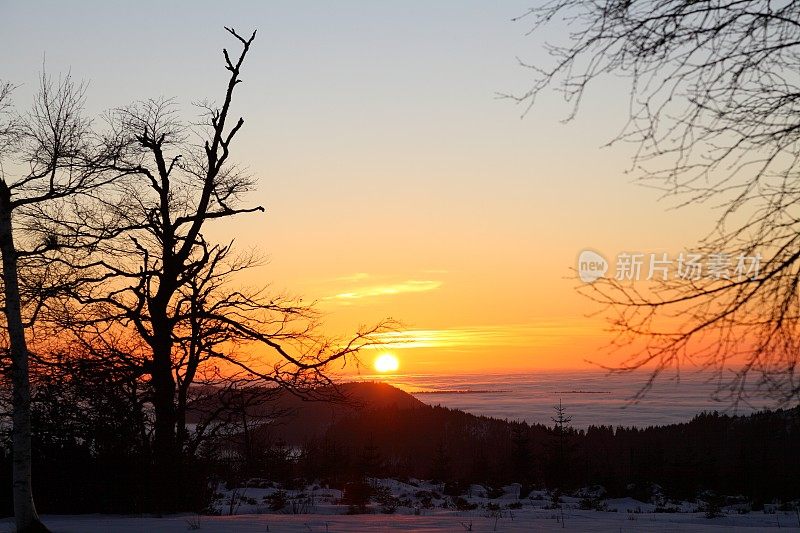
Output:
left=513, top=1, right=800, bottom=405
left=0, top=73, right=120, bottom=532
left=51, top=28, right=391, bottom=510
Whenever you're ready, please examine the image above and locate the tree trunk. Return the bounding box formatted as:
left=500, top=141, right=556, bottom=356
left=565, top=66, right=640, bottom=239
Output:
left=151, top=338, right=177, bottom=459
left=0, top=183, right=49, bottom=532
left=149, top=309, right=179, bottom=513
left=175, top=383, right=188, bottom=451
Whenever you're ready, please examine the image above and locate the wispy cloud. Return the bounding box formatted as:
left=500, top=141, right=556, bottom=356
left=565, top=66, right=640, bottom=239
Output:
left=327, top=280, right=442, bottom=301
left=369, top=323, right=598, bottom=350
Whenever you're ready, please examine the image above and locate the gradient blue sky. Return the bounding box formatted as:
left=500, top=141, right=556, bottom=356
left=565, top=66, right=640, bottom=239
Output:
left=2, top=1, right=715, bottom=372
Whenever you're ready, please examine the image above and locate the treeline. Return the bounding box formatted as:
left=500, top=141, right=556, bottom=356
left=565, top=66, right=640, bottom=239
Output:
left=214, top=389, right=800, bottom=504
left=1, top=381, right=798, bottom=515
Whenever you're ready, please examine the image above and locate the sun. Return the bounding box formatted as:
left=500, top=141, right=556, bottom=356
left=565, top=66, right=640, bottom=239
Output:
left=374, top=353, right=400, bottom=373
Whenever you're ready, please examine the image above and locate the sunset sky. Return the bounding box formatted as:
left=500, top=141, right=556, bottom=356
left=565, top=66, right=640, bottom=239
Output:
left=2, top=1, right=720, bottom=373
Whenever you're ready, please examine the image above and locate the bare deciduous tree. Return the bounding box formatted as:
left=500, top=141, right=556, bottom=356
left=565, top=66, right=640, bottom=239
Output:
left=0, top=73, right=117, bottom=532
left=514, top=1, right=800, bottom=405
left=58, top=28, right=390, bottom=510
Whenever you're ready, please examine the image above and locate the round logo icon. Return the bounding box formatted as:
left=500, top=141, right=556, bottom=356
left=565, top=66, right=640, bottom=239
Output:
left=578, top=250, right=608, bottom=283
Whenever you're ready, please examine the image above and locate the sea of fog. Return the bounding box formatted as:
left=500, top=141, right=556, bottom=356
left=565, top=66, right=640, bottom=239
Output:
left=356, top=371, right=779, bottom=428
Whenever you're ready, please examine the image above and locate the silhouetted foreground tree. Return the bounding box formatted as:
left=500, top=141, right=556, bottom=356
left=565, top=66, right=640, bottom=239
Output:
left=513, top=1, right=800, bottom=405
left=0, top=73, right=120, bottom=532
left=0, top=27, right=390, bottom=518
left=52, top=27, right=389, bottom=511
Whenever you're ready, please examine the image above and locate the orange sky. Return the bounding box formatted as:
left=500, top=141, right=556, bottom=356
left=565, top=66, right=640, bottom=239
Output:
left=3, top=2, right=722, bottom=374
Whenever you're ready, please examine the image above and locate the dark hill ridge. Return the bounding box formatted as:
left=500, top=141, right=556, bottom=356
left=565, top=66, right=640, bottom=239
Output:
left=333, top=381, right=426, bottom=410
left=186, top=381, right=425, bottom=442
left=270, top=381, right=425, bottom=443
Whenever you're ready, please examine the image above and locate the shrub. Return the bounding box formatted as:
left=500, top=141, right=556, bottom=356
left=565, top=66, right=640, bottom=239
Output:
left=265, top=490, right=288, bottom=512
left=579, top=495, right=609, bottom=511
left=444, top=481, right=467, bottom=497
left=415, top=491, right=435, bottom=509
left=343, top=480, right=372, bottom=514
left=453, top=497, right=478, bottom=511
left=654, top=505, right=679, bottom=513
left=373, top=486, right=400, bottom=514
left=289, top=493, right=314, bottom=514
left=545, top=489, right=562, bottom=510
left=487, top=486, right=505, bottom=499
left=703, top=493, right=725, bottom=519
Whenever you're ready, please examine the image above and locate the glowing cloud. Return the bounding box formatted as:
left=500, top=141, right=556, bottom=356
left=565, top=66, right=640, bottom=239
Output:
left=327, top=280, right=442, bottom=301
left=368, top=323, right=599, bottom=350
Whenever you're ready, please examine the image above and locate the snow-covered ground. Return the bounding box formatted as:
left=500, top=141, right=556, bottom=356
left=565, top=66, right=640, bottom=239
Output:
left=1, top=510, right=797, bottom=532
left=1, top=479, right=797, bottom=532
